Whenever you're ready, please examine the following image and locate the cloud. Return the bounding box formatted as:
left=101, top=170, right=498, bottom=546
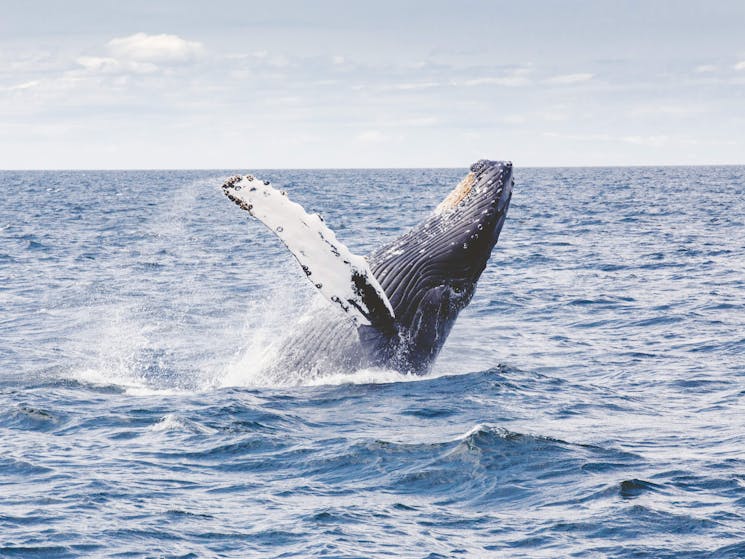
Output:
left=349, top=117, right=438, bottom=132
left=545, top=73, right=594, bottom=84
left=499, top=114, right=526, bottom=124
left=356, top=130, right=387, bottom=143
left=695, top=64, right=717, bottom=73
left=360, top=116, right=438, bottom=127
left=76, top=56, right=158, bottom=75
left=74, top=33, right=204, bottom=76
left=106, top=33, right=204, bottom=64
left=538, top=109, right=569, bottom=122
left=628, top=104, right=704, bottom=117
left=734, top=60, right=745, bottom=71
left=356, top=130, right=405, bottom=144
left=543, top=131, right=611, bottom=141
left=226, top=50, right=268, bottom=60
left=621, top=135, right=669, bottom=147
left=462, top=76, right=527, bottom=87
left=0, top=80, right=41, bottom=91
left=399, top=116, right=438, bottom=126
left=462, top=69, right=532, bottom=87
left=383, top=81, right=440, bottom=91
left=543, top=131, right=670, bottom=148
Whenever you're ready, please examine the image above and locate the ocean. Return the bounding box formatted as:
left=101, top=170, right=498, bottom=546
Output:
left=1, top=166, right=744, bottom=558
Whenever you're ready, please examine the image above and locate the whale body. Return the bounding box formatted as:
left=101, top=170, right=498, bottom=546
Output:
left=222, top=159, right=513, bottom=378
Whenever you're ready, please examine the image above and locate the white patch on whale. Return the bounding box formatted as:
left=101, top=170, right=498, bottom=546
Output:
left=222, top=175, right=394, bottom=328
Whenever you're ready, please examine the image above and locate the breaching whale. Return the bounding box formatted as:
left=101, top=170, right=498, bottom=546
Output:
left=222, top=159, right=513, bottom=378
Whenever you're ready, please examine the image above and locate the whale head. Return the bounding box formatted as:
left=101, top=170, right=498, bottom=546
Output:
left=368, top=159, right=514, bottom=373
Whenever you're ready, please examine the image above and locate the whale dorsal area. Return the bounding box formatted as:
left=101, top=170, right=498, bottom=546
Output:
left=222, top=175, right=395, bottom=332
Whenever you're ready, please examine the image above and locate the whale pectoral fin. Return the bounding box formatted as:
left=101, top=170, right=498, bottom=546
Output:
left=222, top=175, right=396, bottom=331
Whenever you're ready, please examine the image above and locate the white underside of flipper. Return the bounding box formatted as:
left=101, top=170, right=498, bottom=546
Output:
left=222, top=174, right=395, bottom=330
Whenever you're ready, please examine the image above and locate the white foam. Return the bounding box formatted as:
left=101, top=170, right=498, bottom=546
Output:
left=69, top=303, right=152, bottom=390
left=149, top=413, right=215, bottom=434
left=66, top=285, right=472, bottom=393
left=303, top=367, right=416, bottom=386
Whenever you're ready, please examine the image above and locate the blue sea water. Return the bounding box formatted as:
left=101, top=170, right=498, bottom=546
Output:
left=1, top=166, right=744, bottom=558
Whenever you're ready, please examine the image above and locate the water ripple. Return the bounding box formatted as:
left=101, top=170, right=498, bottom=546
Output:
left=1, top=167, right=744, bottom=557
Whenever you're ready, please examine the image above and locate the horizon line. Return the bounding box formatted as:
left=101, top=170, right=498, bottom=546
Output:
left=1, top=163, right=744, bottom=172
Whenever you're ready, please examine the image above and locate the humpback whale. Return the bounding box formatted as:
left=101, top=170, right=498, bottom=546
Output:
left=222, top=159, right=513, bottom=378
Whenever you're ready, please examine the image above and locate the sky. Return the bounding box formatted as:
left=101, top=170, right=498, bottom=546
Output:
left=1, top=0, right=744, bottom=168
